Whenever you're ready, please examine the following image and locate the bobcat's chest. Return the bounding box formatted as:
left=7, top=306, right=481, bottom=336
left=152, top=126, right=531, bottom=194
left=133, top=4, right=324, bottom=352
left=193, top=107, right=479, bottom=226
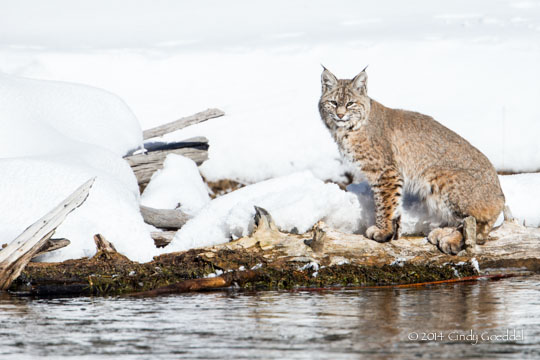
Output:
left=333, top=129, right=370, bottom=174
left=334, top=131, right=372, bottom=177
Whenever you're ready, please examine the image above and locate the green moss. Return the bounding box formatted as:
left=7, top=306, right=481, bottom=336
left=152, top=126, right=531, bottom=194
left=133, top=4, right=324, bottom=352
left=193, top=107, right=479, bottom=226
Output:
left=10, top=247, right=477, bottom=296
left=238, top=262, right=477, bottom=291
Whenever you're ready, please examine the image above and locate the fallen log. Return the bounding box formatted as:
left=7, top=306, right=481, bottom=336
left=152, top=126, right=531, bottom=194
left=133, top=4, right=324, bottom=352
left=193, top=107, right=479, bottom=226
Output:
left=142, top=108, right=225, bottom=140
left=124, top=136, right=208, bottom=190
left=0, top=178, right=94, bottom=290
left=9, top=206, right=540, bottom=297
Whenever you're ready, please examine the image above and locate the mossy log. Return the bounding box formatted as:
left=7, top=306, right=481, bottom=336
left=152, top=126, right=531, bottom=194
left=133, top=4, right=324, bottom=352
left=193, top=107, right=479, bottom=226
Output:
left=9, top=207, right=540, bottom=297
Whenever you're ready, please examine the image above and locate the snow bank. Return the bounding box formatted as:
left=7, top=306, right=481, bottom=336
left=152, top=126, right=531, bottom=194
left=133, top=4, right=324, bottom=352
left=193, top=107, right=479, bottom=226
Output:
left=166, top=172, right=362, bottom=252
left=0, top=73, right=142, bottom=157
left=1, top=1, right=538, bottom=182
left=499, top=173, right=540, bottom=227
left=141, top=154, right=210, bottom=215
left=0, top=73, right=156, bottom=262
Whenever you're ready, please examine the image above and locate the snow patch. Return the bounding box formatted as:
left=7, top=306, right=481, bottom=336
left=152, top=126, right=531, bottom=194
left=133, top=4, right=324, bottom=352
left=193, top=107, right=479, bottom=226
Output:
left=141, top=154, right=210, bottom=215
left=471, top=258, right=480, bottom=273
left=166, top=172, right=362, bottom=252
left=0, top=73, right=155, bottom=263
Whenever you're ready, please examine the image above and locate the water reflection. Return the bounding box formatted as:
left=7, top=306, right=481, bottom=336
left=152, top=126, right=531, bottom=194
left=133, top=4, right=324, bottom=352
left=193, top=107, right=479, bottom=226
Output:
left=0, top=276, right=538, bottom=359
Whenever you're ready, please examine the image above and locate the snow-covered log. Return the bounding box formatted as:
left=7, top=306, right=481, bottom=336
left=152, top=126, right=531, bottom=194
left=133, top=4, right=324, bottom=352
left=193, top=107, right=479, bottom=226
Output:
left=142, top=108, right=225, bottom=140
left=0, top=178, right=94, bottom=290
left=125, top=136, right=208, bottom=189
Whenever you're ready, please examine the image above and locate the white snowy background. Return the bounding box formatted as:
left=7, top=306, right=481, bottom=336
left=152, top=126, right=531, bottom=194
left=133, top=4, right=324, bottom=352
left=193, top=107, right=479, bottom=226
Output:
left=0, top=0, right=539, bottom=261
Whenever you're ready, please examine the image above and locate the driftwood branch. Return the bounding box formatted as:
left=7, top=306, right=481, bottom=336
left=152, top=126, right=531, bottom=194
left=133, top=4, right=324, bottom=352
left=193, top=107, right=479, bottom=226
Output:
left=143, top=108, right=225, bottom=140
left=141, top=205, right=189, bottom=230
left=124, top=137, right=208, bottom=190
left=32, top=238, right=71, bottom=259
left=0, top=178, right=94, bottom=290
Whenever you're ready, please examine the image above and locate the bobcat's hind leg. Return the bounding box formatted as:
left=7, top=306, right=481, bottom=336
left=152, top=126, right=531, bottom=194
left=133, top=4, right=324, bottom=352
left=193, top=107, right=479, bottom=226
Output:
left=428, top=227, right=464, bottom=255
left=365, top=168, right=403, bottom=242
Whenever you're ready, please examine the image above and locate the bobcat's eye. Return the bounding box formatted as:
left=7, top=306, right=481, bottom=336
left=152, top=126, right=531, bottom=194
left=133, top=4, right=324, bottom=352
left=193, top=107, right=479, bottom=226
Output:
left=346, top=102, right=355, bottom=108
left=329, top=100, right=338, bottom=107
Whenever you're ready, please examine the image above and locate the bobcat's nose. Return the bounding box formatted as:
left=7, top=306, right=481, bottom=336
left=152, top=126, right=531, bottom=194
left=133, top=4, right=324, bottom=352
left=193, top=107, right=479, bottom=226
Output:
left=337, top=113, right=345, bottom=119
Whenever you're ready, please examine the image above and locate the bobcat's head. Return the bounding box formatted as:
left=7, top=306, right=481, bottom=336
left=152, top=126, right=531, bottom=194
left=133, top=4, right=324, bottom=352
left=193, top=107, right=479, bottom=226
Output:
left=318, top=67, right=371, bottom=131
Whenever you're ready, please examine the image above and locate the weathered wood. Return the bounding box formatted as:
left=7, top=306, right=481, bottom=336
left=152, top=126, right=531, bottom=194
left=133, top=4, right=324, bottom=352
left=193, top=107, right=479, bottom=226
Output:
left=124, top=137, right=208, bottom=189
left=10, top=206, right=540, bottom=296
left=463, top=216, right=477, bottom=254
left=0, top=178, right=94, bottom=290
left=91, top=234, right=131, bottom=263
left=143, top=108, right=225, bottom=140
left=140, top=206, right=189, bottom=230
left=226, top=207, right=540, bottom=272
left=503, top=205, right=515, bottom=222
left=151, top=231, right=176, bottom=248
left=94, top=234, right=117, bottom=253
left=32, top=238, right=71, bottom=259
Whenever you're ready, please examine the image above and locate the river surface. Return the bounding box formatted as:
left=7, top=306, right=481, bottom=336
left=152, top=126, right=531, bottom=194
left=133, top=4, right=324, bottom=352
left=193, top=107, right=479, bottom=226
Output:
left=1, top=275, right=539, bottom=359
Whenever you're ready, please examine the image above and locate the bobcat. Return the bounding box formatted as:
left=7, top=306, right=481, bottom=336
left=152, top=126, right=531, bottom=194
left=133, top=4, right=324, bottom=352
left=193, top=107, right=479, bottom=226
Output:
left=318, top=67, right=505, bottom=254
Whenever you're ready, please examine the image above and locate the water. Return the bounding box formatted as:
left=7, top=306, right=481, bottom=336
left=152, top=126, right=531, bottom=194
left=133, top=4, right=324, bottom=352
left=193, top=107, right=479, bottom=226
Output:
left=1, top=276, right=539, bottom=359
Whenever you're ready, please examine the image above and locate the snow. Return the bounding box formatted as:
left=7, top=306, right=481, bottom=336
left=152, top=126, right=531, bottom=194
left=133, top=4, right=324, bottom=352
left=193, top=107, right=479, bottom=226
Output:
left=166, top=172, right=362, bottom=252
left=0, top=73, right=156, bottom=262
left=0, top=73, right=142, bottom=158
left=1, top=1, right=539, bottom=182
left=1, top=1, right=539, bottom=259
left=141, top=154, right=210, bottom=215
left=499, top=173, right=540, bottom=227
left=471, top=258, right=480, bottom=272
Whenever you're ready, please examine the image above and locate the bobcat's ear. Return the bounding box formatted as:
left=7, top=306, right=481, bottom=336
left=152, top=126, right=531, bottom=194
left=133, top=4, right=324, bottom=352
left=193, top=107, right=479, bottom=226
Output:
left=352, top=68, right=368, bottom=95
left=321, top=67, right=338, bottom=92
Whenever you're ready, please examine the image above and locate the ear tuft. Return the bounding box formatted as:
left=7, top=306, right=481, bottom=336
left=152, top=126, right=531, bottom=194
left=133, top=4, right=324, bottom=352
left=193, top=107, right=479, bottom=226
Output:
left=352, top=68, right=368, bottom=95
left=321, top=67, right=338, bottom=92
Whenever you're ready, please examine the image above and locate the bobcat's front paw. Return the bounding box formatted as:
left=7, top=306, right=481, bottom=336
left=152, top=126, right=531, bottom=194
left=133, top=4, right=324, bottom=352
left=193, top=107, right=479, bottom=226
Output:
left=428, top=228, right=464, bottom=255
left=366, top=225, right=393, bottom=243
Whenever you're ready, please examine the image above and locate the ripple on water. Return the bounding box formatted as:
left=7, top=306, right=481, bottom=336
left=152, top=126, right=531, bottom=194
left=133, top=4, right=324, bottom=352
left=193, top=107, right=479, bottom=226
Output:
left=0, top=276, right=539, bottom=359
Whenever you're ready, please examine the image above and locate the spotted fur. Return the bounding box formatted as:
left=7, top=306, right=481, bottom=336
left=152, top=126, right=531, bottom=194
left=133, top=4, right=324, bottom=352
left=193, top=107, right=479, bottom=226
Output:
left=318, top=67, right=505, bottom=252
